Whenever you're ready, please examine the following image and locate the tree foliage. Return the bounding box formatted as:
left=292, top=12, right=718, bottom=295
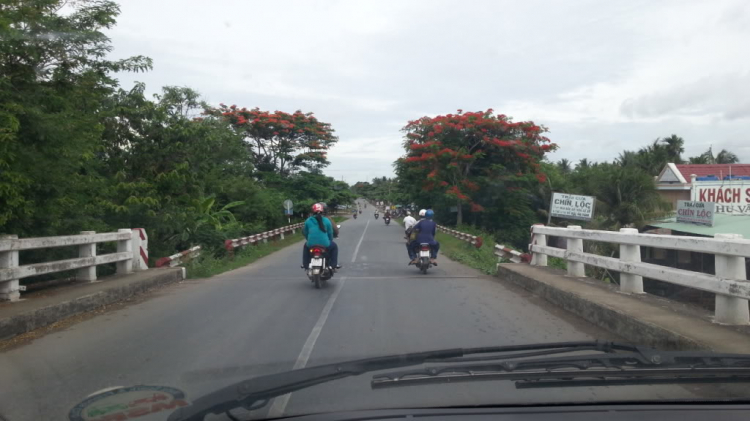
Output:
left=396, top=109, right=557, bottom=225
left=0, top=0, right=351, bottom=271
left=206, top=105, right=338, bottom=176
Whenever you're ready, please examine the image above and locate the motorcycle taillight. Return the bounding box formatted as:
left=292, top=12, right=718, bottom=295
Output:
left=421, top=245, right=430, bottom=251
left=311, top=248, right=323, bottom=257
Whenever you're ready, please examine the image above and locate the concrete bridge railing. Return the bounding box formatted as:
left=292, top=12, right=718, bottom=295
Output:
left=436, top=225, right=483, bottom=248
left=0, top=228, right=149, bottom=301
left=529, top=224, right=750, bottom=325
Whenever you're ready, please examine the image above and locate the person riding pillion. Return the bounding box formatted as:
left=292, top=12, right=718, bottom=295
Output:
left=302, top=203, right=341, bottom=270
left=408, top=209, right=440, bottom=266
left=403, top=211, right=417, bottom=240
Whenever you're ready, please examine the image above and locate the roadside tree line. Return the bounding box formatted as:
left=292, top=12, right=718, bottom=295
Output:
left=0, top=0, right=353, bottom=270
left=355, top=117, right=741, bottom=250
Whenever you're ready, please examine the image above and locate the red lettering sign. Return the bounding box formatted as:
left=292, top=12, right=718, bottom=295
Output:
left=92, top=400, right=188, bottom=421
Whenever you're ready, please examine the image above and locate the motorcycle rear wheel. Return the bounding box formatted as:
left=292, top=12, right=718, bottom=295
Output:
left=313, top=273, right=321, bottom=289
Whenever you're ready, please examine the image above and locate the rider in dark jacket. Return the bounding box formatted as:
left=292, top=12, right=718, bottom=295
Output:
left=408, top=209, right=440, bottom=265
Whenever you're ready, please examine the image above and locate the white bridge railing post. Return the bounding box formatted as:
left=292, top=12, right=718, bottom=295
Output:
left=619, top=228, right=644, bottom=294
left=566, top=226, right=585, bottom=277
left=78, top=231, right=97, bottom=282
left=530, top=224, right=547, bottom=267
left=0, top=234, right=20, bottom=302
left=714, top=233, right=749, bottom=325
left=116, top=229, right=133, bottom=274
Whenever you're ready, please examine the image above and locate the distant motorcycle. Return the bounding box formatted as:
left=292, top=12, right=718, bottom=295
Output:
left=384, top=216, right=390, bottom=225
left=353, top=213, right=357, bottom=219
left=374, top=213, right=379, bottom=220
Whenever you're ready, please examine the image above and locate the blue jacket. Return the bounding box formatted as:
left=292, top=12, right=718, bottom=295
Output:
left=413, top=219, right=437, bottom=243
left=303, top=215, right=333, bottom=247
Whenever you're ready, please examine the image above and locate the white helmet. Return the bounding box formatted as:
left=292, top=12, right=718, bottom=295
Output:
left=419, top=209, right=426, bottom=217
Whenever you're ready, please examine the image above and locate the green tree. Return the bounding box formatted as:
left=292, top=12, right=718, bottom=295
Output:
left=556, top=159, right=572, bottom=174
left=206, top=105, right=338, bottom=176
left=688, top=146, right=741, bottom=164
left=0, top=0, right=151, bottom=236
left=397, top=109, right=557, bottom=224
left=661, top=134, right=685, bottom=164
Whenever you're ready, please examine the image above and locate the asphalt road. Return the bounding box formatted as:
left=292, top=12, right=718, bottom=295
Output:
left=0, top=199, right=699, bottom=421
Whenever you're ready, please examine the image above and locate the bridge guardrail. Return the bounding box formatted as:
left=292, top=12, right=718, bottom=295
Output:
left=529, top=224, right=750, bottom=325
left=155, top=246, right=202, bottom=268
left=224, top=223, right=304, bottom=255
left=436, top=225, right=483, bottom=248
left=0, top=228, right=148, bottom=301
left=436, top=224, right=533, bottom=264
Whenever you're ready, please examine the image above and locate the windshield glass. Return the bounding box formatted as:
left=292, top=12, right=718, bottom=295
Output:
left=1, top=1, right=749, bottom=420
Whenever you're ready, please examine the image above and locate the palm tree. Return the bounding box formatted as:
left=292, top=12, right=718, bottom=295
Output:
left=660, top=134, right=685, bottom=164
left=594, top=165, right=670, bottom=229
left=716, top=149, right=740, bottom=164
left=688, top=146, right=740, bottom=165
left=577, top=158, right=590, bottom=170
left=557, top=159, right=572, bottom=174
left=688, top=155, right=710, bottom=164
left=616, top=150, right=637, bottom=167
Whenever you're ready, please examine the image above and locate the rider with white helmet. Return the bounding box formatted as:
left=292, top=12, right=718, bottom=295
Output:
left=408, top=209, right=440, bottom=265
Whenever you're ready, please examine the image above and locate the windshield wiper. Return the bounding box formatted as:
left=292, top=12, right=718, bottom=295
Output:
left=167, top=341, right=747, bottom=421
left=372, top=347, right=750, bottom=390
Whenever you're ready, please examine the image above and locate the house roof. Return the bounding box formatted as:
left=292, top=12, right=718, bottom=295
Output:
left=675, top=164, right=750, bottom=179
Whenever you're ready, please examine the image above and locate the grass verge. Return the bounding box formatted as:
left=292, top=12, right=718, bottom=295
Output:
left=436, top=231, right=498, bottom=275
left=185, top=231, right=304, bottom=279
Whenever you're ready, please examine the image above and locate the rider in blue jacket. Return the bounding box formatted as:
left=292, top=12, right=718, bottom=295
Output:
left=408, top=209, right=440, bottom=265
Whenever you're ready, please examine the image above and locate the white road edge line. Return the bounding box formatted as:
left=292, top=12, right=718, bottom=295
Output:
left=266, top=277, right=347, bottom=418
left=351, top=219, right=370, bottom=263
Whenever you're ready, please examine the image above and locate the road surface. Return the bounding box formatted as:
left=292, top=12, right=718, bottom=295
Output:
left=0, top=200, right=699, bottom=420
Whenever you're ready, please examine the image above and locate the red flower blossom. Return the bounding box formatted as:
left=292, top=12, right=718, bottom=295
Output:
left=471, top=203, right=485, bottom=212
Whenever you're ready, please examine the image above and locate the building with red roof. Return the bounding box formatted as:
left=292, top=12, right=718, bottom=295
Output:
left=656, top=163, right=750, bottom=213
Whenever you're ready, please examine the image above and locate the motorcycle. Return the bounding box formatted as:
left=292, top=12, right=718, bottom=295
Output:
left=415, top=243, right=433, bottom=274
left=359, top=210, right=362, bottom=214
left=384, top=216, right=391, bottom=225
left=306, top=225, right=341, bottom=289
left=307, top=245, right=333, bottom=288
left=353, top=213, right=357, bottom=219
left=374, top=213, right=379, bottom=220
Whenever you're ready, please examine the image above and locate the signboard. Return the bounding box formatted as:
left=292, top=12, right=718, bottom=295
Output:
left=549, top=193, right=595, bottom=221
left=676, top=200, right=715, bottom=226
left=283, top=199, right=293, bottom=210
left=693, top=183, right=750, bottom=215
left=68, top=385, right=188, bottom=421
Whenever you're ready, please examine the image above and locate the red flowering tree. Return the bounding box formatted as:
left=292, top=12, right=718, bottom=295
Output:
left=397, top=109, right=557, bottom=224
left=206, top=104, right=338, bottom=176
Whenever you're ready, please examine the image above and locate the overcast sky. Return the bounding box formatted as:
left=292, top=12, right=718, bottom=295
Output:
left=107, top=0, right=750, bottom=184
